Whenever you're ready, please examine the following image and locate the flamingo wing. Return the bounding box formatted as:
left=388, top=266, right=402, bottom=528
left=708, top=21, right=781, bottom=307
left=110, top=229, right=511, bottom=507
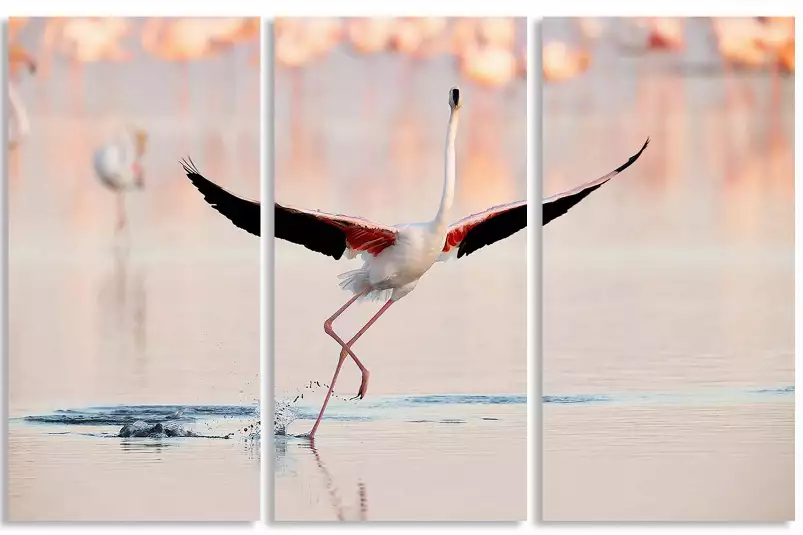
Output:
left=181, top=158, right=260, bottom=236
left=439, top=138, right=649, bottom=260
left=276, top=203, right=398, bottom=260
left=544, top=137, right=650, bottom=226
left=440, top=200, right=527, bottom=260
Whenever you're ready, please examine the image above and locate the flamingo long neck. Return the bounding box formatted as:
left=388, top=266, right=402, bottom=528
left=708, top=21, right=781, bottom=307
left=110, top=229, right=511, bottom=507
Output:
left=8, top=83, right=29, bottom=143
left=434, top=107, right=459, bottom=228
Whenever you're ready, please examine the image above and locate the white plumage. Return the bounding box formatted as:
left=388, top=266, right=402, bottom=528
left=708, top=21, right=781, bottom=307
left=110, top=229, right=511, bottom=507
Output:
left=93, top=127, right=148, bottom=231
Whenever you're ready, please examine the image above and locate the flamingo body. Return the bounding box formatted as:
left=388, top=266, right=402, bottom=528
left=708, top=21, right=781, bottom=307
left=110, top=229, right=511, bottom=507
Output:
left=94, top=128, right=148, bottom=232
left=93, top=130, right=147, bottom=191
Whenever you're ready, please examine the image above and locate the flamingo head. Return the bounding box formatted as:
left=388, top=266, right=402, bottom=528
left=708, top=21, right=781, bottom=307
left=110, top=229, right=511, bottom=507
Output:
left=133, top=129, right=149, bottom=158
left=9, top=44, right=37, bottom=75
left=25, top=57, right=37, bottom=75
left=449, top=86, right=462, bottom=110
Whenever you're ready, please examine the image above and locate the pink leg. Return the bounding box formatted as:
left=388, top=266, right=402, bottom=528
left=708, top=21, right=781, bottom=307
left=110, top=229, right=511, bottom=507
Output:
left=308, top=291, right=368, bottom=439
left=310, top=297, right=394, bottom=439
left=322, top=290, right=371, bottom=392
left=308, top=346, right=349, bottom=439
left=116, top=193, right=126, bottom=232
left=337, top=299, right=394, bottom=399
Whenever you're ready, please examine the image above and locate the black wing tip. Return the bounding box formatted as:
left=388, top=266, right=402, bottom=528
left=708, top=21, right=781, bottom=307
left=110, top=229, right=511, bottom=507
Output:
left=613, top=136, right=651, bottom=174
left=179, top=156, right=201, bottom=178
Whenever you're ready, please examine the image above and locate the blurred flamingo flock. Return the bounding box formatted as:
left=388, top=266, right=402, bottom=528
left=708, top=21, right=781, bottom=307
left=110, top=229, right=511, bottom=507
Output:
left=7, top=17, right=260, bottom=246
left=274, top=17, right=527, bottom=88
left=543, top=17, right=794, bottom=83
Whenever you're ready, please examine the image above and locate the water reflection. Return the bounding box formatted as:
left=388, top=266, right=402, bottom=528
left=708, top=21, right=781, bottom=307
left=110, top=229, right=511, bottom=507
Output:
left=96, top=243, right=149, bottom=388
left=275, top=436, right=369, bottom=522
left=309, top=442, right=369, bottom=521
left=119, top=439, right=173, bottom=458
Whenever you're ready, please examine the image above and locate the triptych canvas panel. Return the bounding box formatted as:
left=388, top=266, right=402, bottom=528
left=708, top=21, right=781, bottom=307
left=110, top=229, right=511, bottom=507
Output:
left=4, top=15, right=794, bottom=524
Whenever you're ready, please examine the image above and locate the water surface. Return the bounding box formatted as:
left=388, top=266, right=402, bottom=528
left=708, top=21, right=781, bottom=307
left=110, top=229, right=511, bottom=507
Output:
left=274, top=394, right=526, bottom=521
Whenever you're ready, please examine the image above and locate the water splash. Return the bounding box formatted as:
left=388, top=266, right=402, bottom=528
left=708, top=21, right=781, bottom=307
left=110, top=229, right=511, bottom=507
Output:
left=24, top=404, right=256, bottom=425
left=274, top=399, right=298, bottom=436
left=19, top=404, right=260, bottom=442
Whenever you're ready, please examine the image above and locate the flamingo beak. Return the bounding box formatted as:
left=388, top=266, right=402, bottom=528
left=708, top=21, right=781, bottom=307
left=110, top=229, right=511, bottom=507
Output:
left=449, top=86, right=461, bottom=110
left=134, top=130, right=149, bottom=158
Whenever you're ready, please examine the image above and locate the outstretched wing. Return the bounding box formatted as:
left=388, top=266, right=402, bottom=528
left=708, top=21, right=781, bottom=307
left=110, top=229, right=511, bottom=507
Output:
left=437, top=138, right=650, bottom=260
left=440, top=200, right=527, bottom=260
left=276, top=203, right=398, bottom=260
left=543, top=137, right=650, bottom=226
left=181, top=158, right=260, bottom=236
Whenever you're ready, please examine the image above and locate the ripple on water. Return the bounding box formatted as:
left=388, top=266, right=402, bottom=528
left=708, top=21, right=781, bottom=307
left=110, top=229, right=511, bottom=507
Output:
left=273, top=393, right=527, bottom=436
left=543, top=385, right=794, bottom=406
left=19, top=404, right=261, bottom=442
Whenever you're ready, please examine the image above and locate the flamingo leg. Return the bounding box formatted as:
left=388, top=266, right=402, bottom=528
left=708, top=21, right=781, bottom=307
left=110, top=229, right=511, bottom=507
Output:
left=116, top=192, right=127, bottom=232
left=337, top=299, right=394, bottom=399
left=308, top=348, right=349, bottom=440
left=311, top=295, right=394, bottom=439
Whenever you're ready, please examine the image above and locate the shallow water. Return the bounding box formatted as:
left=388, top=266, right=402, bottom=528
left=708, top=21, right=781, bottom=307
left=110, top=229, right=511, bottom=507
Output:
left=542, top=18, right=794, bottom=521
left=8, top=18, right=260, bottom=521
left=273, top=18, right=528, bottom=521
left=9, top=405, right=259, bottom=521
left=274, top=394, right=526, bottom=521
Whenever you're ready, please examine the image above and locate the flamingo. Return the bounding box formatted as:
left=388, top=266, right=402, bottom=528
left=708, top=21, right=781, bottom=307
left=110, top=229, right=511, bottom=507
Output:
left=459, top=40, right=520, bottom=89
left=274, top=18, right=342, bottom=69
left=41, top=17, right=132, bottom=63
left=39, top=17, right=131, bottom=114
left=390, top=17, right=448, bottom=58
left=644, top=17, right=685, bottom=52
left=542, top=41, right=591, bottom=83
left=346, top=17, right=395, bottom=55
left=711, top=18, right=770, bottom=69
left=778, top=39, right=794, bottom=73
left=452, top=18, right=521, bottom=89
left=8, top=44, right=37, bottom=150
left=206, top=17, right=260, bottom=48
left=180, top=87, right=650, bottom=439
left=93, top=128, right=148, bottom=232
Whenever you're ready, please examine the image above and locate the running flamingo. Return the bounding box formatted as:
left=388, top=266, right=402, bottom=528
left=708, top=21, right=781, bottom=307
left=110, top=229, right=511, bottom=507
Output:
left=180, top=87, right=650, bottom=438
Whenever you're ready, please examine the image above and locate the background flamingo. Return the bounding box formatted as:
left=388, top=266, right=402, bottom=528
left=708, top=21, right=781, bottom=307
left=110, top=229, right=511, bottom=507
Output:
left=93, top=127, right=148, bottom=233
left=8, top=44, right=37, bottom=149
